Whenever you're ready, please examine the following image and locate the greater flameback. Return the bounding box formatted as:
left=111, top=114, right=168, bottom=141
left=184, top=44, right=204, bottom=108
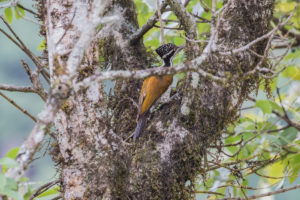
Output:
left=133, top=43, right=184, bottom=141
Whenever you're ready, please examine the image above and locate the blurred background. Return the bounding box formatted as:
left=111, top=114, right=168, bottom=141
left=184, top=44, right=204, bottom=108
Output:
left=0, top=0, right=55, bottom=184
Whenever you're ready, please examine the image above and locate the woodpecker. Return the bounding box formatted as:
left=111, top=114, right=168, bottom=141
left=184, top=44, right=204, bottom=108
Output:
left=133, top=43, right=184, bottom=141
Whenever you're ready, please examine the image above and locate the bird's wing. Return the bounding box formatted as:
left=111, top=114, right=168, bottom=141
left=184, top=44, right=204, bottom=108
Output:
left=140, top=76, right=173, bottom=115
left=139, top=77, right=150, bottom=113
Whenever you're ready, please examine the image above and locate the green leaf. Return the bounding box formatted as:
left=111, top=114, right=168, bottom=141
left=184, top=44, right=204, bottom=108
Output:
left=14, top=6, right=25, bottom=20
left=6, top=147, right=19, bottom=159
left=278, top=127, right=298, bottom=145
left=36, top=186, right=59, bottom=198
left=256, top=100, right=272, bottom=114
left=225, top=135, right=241, bottom=154
left=265, top=134, right=281, bottom=152
left=234, top=121, right=254, bottom=134
left=282, top=65, right=300, bottom=80
left=270, top=101, right=283, bottom=114
left=37, top=39, right=46, bottom=51
left=4, top=7, right=13, bottom=24
left=287, top=154, right=300, bottom=183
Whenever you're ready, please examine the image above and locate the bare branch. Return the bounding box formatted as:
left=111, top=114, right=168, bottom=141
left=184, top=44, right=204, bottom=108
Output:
left=130, top=1, right=168, bottom=44
left=273, top=109, right=300, bottom=132
left=15, top=6, right=43, bottom=26
left=29, top=180, right=60, bottom=200
left=154, top=25, right=183, bottom=30
left=157, top=0, right=165, bottom=44
left=21, top=60, right=48, bottom=102
left=76, top=52, right=226, bottom=90
left=0, top=15, right=50, bottom=83
left=191, top=13, right=211, bottom=23
left=0, top=91, right=37, bottom=122
left=199, top=0, right=211, bottom=12
left=0, top=84, right=36, bottom=93
left=215, top=184, right=300, bottom=200
left=16, top=3, right=38, bottom=16
left=220, top=13, right=294, bottom=56
left=167, top=0, right=199, bottom=46
left=5, top=0, right=110, bottom=181
left=0, top=0, right=18, bottom=8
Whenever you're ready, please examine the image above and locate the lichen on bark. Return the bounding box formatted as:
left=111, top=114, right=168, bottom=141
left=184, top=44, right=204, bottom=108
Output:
left=42, top=0, right=275, bottom=199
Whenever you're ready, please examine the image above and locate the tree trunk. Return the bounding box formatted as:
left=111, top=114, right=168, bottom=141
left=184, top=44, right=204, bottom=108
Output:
left=43, top=0, right=274, bottom=199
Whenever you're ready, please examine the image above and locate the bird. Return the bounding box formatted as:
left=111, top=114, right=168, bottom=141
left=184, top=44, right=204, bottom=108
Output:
left=133, top=43, right=184, bottom=141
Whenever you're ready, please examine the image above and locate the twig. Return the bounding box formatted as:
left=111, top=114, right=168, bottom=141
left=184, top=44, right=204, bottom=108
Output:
left=191, top=13, right=211, bottom=23
left=154, top=25, right=183, bottom=30
left=157, top=0, right=165, bottom=44
left=273, top=17, right=300, bottom=49
left=266, top=125, right=291, bottom=133
left=130, top=1, right=168, bottom=44
left=0, top=84, right=36, bottom=93
left=29, top=180, right=60, bottom=200
left=14, top=7, right=43, bottom=26
left=199, top=0, right=211, bottom=12
left=180, top=33, right=208, bottom=43
left=76, top=54, right=226, bottom=91
left=21, top=60, right=48, bottom=101
left=220, top=12, right=294, bottom=56
left=254, top=171, right=284, bottom=180
left=6, top=0, right=108, bottom=181
left=209, top=138, right=243, bottom=148
left=17, top=3, right=38, bottom=16
left=0, top=0, right=18, bottom=8
left=214, top=184, right=300, bottom=200
left=55, top=8, right=77, bottom=46
left=0, top=91, right=37, bottom=122
left=272, top=89, right=300, bottom=131
left=194, top=190, right=224, bottom=196
left=0, top=15, right=50, bottom=84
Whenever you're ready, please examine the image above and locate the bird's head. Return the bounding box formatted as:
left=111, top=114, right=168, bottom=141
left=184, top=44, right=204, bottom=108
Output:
left=155, top=43, right=184, bottom=67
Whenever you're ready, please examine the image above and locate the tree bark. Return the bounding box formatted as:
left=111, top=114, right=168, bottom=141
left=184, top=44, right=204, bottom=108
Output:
left=43, top=0, right=275, bottom=199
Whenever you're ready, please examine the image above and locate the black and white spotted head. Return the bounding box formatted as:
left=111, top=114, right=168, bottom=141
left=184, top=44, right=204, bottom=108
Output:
left=155, top=43, right=184, bottom=67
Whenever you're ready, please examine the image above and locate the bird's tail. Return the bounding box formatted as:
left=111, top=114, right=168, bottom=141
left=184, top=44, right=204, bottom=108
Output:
left=133, top=113, right=148, bottom=142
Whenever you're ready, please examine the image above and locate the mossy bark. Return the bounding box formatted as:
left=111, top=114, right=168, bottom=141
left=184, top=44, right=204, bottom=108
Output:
left=43, top=0, right=275, bottom=199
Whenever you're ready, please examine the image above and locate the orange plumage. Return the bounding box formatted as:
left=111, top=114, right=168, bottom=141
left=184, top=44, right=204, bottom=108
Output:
left=139, top=75, right=173, bottom=116
left=132, top=43, right=184, bottom=141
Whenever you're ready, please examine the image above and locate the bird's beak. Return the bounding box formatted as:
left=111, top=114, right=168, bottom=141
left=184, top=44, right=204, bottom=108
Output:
left=175, top=45, right=185, bottom=55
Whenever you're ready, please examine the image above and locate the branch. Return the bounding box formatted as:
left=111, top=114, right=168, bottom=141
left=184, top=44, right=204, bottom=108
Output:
left=29, top=180, right=60, bottom=200
left=16, top=3, right=38, bottom=16
left=219, top=12, right=294, bottom=56
left=273, top=17, right=300, bottom=49
left=157, top=0, right=165, bottom=44
left=0, top=84, right=36, bottom=93
left=167, top=0, right=200, bottom=56
left=130, top=1, right=168, bottom=44
left=15, top=6, right=43, bottom=26
left=0, top=15, right=50, bottom=84
left=76, top=52, right=226, bottom=90
left=215, top=184, right=300, bottom=200
left=5, top=0, right=110, bottom=181
left=0, top=0, right=18, bottom=9
left=22, top=60, right=48, bottom=102
left=0, top=91, right=37, bottom=122
left=273, top=110, right=300, bottom=131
